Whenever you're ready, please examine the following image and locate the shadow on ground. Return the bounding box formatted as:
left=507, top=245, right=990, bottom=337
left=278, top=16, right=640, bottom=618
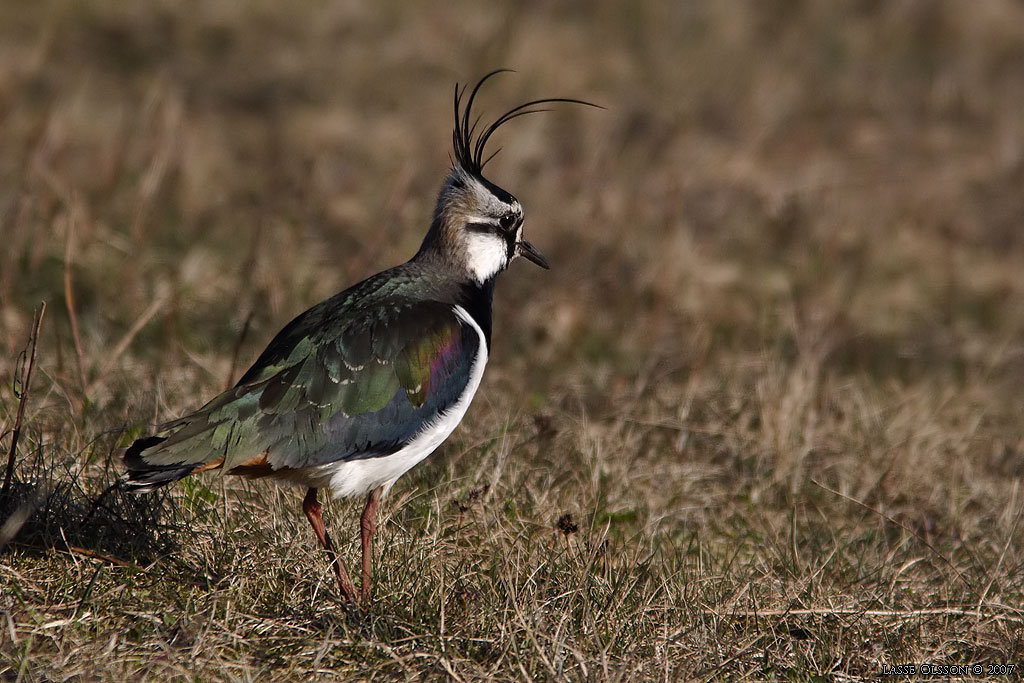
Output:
left=1, top=439, right=180, bottom=565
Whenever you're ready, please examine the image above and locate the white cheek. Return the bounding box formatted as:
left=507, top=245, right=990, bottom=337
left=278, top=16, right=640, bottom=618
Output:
left=464, top=232, right=509, bottom=282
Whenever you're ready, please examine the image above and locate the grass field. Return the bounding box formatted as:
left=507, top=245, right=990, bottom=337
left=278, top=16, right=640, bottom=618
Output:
left=2, top=1, right=1024, bottom=680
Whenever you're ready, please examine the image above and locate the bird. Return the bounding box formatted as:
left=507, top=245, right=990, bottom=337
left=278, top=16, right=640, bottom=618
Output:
left=121, top=70, right=595, bottom=604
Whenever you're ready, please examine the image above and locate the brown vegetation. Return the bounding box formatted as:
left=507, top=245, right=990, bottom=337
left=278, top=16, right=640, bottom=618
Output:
left=2, top=2, right=1023, bottom=680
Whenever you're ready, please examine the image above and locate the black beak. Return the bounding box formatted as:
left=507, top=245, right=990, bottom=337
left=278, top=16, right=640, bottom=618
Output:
left=516, top=239, right=550, bottom=269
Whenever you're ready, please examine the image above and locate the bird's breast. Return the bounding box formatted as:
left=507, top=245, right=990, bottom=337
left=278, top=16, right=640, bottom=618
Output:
left=304, top=304, right=489, bottom=499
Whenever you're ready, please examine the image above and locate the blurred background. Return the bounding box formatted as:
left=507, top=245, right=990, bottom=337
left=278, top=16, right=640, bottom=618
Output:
left=2, top=0, right=1023, bottom=676
left=4, top=0, right=1022, bottom=501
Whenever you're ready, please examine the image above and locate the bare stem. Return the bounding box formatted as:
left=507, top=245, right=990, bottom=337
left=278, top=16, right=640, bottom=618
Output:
left=2, top=302, right=46, bottom=501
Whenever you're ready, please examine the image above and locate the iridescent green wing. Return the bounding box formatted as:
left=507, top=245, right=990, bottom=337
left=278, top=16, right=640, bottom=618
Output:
left=133, top=297, right=480, bottom=473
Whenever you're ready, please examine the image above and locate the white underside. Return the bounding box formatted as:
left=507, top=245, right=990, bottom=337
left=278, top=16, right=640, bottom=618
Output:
left=270, top=305, right=488, bottom=499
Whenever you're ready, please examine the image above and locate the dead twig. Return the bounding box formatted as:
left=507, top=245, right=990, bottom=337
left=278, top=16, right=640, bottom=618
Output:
left=2, top=302, right=46, bottom=502
left=811, top=479, right=974, bottom=591
left=87, top=294, right=169, bottom=395
left=62, top=545, right=135, bottom=569
left=975, top=502, right=1023, bottom=615
left=225, top=309, right=254, bottom=390
left=63, top=206, right=87, bottom=392
left=709, top=606, right=1024, bottom=625
left=223, top=215, right=263, bottom=390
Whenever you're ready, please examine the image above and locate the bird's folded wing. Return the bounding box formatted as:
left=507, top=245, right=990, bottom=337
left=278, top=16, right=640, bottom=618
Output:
left=137, top=300, right=480, bottom=472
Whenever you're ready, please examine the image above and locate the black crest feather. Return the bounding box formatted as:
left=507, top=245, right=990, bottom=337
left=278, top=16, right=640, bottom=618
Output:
left=452, top=69, right=600, bottom=176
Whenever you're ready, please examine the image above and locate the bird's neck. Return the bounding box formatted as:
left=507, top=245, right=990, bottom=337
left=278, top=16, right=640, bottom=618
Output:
left=413, top=217, right=497, bottom=349
left=456, top=278, right=495, bottom=351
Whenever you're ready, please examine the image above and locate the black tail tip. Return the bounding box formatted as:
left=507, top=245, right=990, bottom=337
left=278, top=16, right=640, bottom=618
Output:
left=124, top=435, right=168, bottom=462
left=121, top=434, right=195, bottom=493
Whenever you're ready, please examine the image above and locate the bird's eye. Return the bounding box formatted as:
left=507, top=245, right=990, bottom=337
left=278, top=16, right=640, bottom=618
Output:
left=499, top=213, right=517, bottom=231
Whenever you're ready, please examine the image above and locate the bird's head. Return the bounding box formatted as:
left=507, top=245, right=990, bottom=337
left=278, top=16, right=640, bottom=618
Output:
left=418, top=70, right=595, bottom=284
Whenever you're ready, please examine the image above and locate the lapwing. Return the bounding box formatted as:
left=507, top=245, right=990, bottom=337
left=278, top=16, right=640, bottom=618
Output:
left=122, top=71, right=594, bottom=603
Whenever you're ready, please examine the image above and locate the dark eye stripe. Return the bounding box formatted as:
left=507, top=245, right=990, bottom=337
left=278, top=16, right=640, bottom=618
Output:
left=467, top=212, right=520, bottom=235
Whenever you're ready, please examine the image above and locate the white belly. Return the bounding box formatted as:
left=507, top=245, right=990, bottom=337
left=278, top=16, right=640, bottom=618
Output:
left=282, top=305, right=488, bottom=499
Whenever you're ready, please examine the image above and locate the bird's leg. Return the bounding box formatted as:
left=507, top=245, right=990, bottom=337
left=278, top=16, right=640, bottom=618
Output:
left=359, top=485, right=384, bottom=603
left=302, top=487, right=359, bottom=603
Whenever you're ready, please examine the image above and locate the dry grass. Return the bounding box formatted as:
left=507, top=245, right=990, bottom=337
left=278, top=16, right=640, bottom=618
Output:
left=3, top=1, right=1024, bottom=680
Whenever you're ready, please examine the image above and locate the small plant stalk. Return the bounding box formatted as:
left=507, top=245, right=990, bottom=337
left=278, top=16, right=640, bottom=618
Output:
left=2, top=302, right=45, bottom=501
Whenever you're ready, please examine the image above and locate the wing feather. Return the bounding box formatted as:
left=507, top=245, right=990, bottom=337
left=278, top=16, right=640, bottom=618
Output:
left=129, top=299, right=481, bottom=478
